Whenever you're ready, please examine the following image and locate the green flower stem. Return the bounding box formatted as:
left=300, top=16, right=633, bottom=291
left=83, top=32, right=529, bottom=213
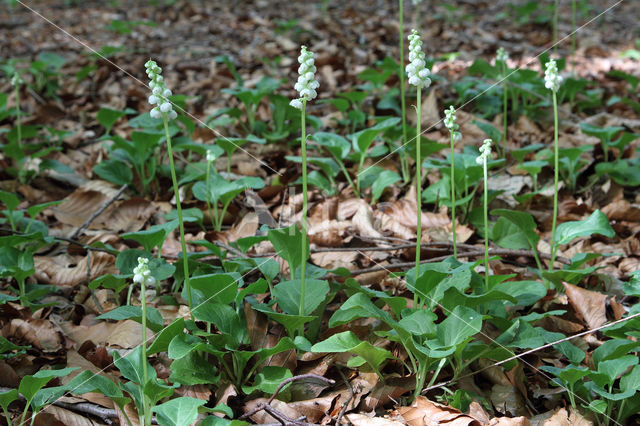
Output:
left=449, top=132, right=457, bottom=259
left=162, top=116, right=192, bottom=312
left=205, top=161, right=215, bottom=229
left=482, top=157, right=489, bottom=292
left=299, top=99, right=308, bottom=322
left=414, top=86, right=422, bottom=308
left=140, top=277, right=150, bottom=426
left=398, top=0, right=409, bottom=184
left=549, top=91, right=560, bottom=270
left=501, top=62, right=508, bottom=156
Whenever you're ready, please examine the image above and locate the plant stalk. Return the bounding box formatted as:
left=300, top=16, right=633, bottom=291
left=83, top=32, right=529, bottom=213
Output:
left=482, top=156, right=489, bottom=292
left=501, top=62, right=508, bottom=156
left=299, top=99, right=308, bottom=324
left=163, top=116, right=192, bottom=312
left=140, top=276, right=150, bottom=426
left=449, top=132, right=457, bottom=259
left=549, top=92, right=560, bottom=270
left=415, top=86, right=422, bottom=308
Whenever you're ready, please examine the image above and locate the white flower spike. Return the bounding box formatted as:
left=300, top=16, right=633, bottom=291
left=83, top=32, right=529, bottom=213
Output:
left=406, top=29, right=431, bottom=89
left=544, top=59, right=563, bottom=93
left=10, top=73, right=23, bottom=87
left=290, top=46, right=319, bottom=110
left=444, top=105, right=461, bottom=141
left=476, top=139, right=492, bottom=165
left=496, top=47, right=508, bottom=63
left=133, top=257, right=156, bottom=287
left=145, top=59, right=178, bottom=120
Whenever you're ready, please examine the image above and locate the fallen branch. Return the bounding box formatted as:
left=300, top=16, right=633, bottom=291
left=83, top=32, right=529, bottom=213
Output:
left=240, top=374, right=335, bottom=423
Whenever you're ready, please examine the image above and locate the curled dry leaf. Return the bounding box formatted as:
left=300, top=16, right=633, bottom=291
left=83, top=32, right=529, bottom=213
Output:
left=362, top=375, right=414, bottom=411
left=51, top=181, right=122, bottom=227
left=244, top=395, right=337, bottom=424
left=93, top=197, right=157, bottom=233
left=34, top=406, right=101, bottom=426
left=308, top=219, right=350, bottom=247
left=395, top=396, right=481, bottom=426
left=343, top=413, right=407, bottom=426
left=2, top=318, right=64, bottom=352
left=352, top=201, right=384, bottom=240
left=562, top=282, right=607, bottom=329
left=34, top=252, right=117, bottom=287
left=311, top=250, right=359, bottom=271
left=107, top=320, right=155, bottom=349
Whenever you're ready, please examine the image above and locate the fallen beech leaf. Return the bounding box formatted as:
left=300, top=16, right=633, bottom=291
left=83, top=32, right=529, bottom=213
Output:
left=34, top=252, right=116, bottom=287
left=93, top=197, right=157, bottom=233
left=362, top=375, right=413, bottom=410
left=352, top=201, right=384, bottom=240
left=2, top=318, right=64, bottom=352
left=107, top=320, right=154, bottom=349
left=395, top=396, right=480, bottom=426
left=490, top=384, right=526, bottom=417
left=344, top=413, right=407, bottom=425
left=563, top=282, right=607, bottom=328
left=311, top=250, right=358, bottom=271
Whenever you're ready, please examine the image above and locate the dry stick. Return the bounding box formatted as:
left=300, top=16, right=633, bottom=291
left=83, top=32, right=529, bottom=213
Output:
left=68, top=184, right=127, bottom=240
left=240, top=374, right=335, bottom=421
left=0, top=386, right=118, bottom=420
left=334, top=368, right=354, bottom=426
left=424, top=310, right=640, bottom=393
left=346, top=248, right=569, bottom=276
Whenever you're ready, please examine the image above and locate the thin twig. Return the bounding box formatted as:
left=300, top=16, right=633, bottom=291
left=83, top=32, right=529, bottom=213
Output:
left=240, top=374, right=335, bottom=421
left=213, top=240, right=249, bottom=259
left=424, top=311, right=640, bottom=393
left=0, top=386, right=117, bottom=420
left=69, top=184, right=127, bottom=240
left=334, top=368, right=354, bottom=426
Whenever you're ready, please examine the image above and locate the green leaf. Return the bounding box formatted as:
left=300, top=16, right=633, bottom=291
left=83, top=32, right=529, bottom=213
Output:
left=192, top=303, right=246, bottom=345
left=620, top=365, right=640, bottom=393
left=170, top=351, right=219, bottom=386
left=242, top=366, right=292, bottom=395
left=312, top=132, right=351, bottom=160
left=371, top=170, right=401, bottom=203
left=121, top=220, right=178, bottom=253
left=148, top=317, right=185, bottom=355
left=433, top=306, right=482, bottom=348
left=272, top=279, right=329, bottom=316
left=97, top=305, right=164, bottom=333
left=492, top=209, right=540, bottom=252
left=592, top=339, right=640, bottom=367
left=398, top=310, right=437, bottom=337
left=311, top=331, right=392, bottom=378
left=97, top=108, right=126, bottom=133
left=93, top=159, right=132, bottom=186
left=251, top=304, right=315, bottom=338
left=491, top=217, right=530, bottom=250
left=190, top=273, right=238, bottom=305
left=0, top=190, right=19, bottom=211
left=553, top=210, right=615, bottom=245
left=267, top=225, right=308, bottom=279
left=0, top=388, right=18, bottom=415
left=19, top=368, right=78, bottom=407
left=491, top=280, right=546, bottom=306
left=153, top=397, right=206, bottom=426
left=539, top=365, right=589, bottom=387
left=113, top=346, right=155, bottom=385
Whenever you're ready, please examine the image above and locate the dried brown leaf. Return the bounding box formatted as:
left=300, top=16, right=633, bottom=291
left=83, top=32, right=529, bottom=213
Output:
left=2, top=318, right=64, bottom=352
left=562, top=282, right=607, bottom=328
left=395, top=397, right=480, bottom=426
left=34, top=252, right=116, bottom=287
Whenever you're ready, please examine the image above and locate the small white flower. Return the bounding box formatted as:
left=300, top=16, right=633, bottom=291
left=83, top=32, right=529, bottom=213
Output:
left=133, top=257, right=155, bottom=286
left=291, top=45, right=319, bottom=108
left=444, top=105, right=462, bottom=141
left=496, top=47, right=509, bottom=63
left=406, top=30, right=431, bottom=89
left=476, top=139, right=493, bottom=165
left=206, top=150, right=216, bottom=162
left=10, top=73, right=23, bottom=87
left=544, top=59, right=563, bottom=93
left=145, top=59, right=176, bottom=120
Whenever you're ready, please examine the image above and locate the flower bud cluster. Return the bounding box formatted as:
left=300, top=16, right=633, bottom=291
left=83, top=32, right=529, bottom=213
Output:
left=544, top=59, right=563, bottom=93
left=444, top=106, right=461, bottom=142
left=145, top=59, right=177, bottom=120
left=290, top=46, right=319, bottom=110
left=496, top=47, right=509, bottom=63
left=133, top=257, right=156, bottom=287
left=476, top=139, right=493, bottom=165
left=406, top=30, right=431, bottom=88
left=10, top=73, right=23, bottom=87
left=206, top=150, right=216, bottom=163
